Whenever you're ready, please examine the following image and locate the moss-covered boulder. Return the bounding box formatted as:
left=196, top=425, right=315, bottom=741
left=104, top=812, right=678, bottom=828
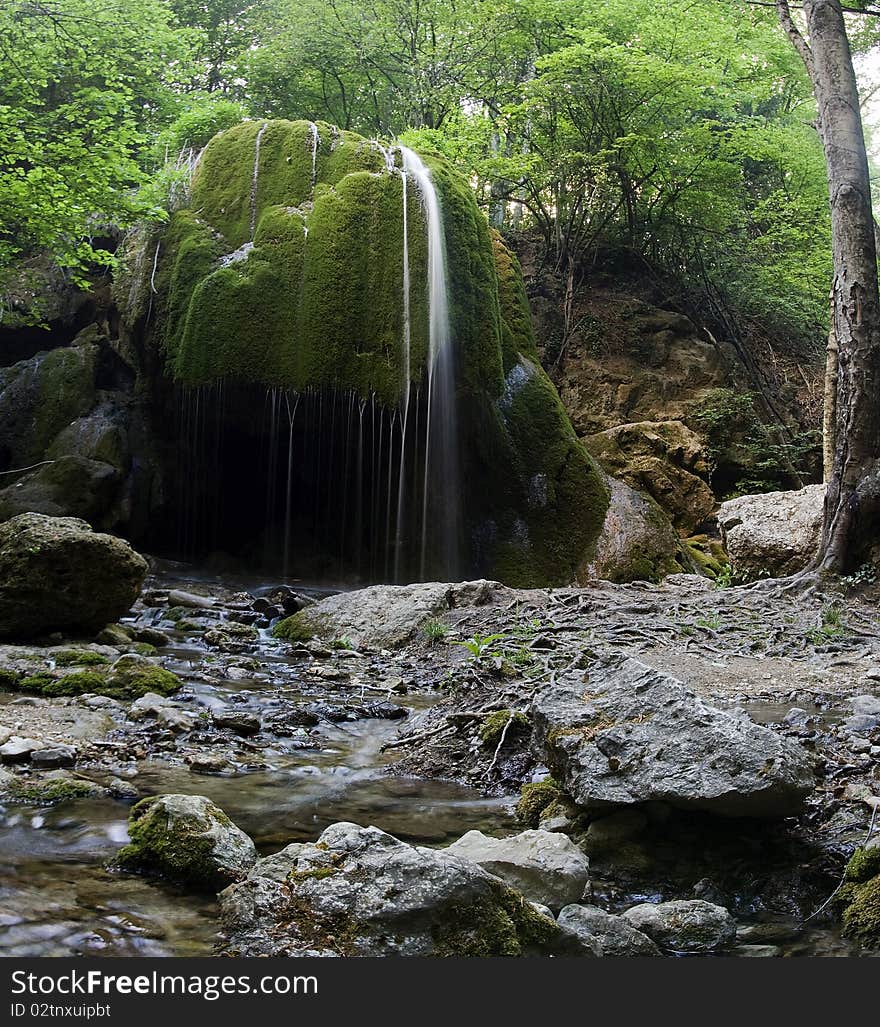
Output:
left=117, top=793, right=257, bottom=890
left=219, top=822, right=595, bottom=956
left=839, top=842, right=880, bottom=949
left=585, top=475, right=690, bottom=583
left=144, top=119, right=608, bottom=585
left=0, top=513, right=148, bottom=640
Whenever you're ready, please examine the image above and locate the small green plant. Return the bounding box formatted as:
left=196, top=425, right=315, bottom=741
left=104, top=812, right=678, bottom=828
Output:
left=841, top=563, right=878, bottom=589
left=807, top=605, right=847, bottom=645
left=695, top=614, right=722, bottom=630
left=422, top=619, right=449, bottom=643
left=714, top=565, right=734, bottom=589
left=330, top=636, right=355, bottom=650
left=509, top=646, right=536, bottom=669
left=454, top=633, right=507, bottom=661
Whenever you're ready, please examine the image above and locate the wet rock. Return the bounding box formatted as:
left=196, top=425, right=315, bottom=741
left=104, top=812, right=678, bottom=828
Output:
left=445, top=829, right=590, bottom=910
left=134, top=627, right=170, bottom=648
left=95, top=623, right=135, bottom=646
left=129, top=693, right=197, bottom=733
left=30, top=746, right=77, bottom=769
left=359, top=701, right=408, bottom=720
left=266, top=707, right=320, bottom=730
left=0, top=455, right=121, bottom=526
left=118, top=794, right=257, bottom=890
left=187, top=754, right=232, bottom=775
left=733, top=943, right=781, bottom=957
left=218, top=822, right=593, bottom=957
left=531, top=657, right=815, bottom=818
left=622, top=899, right=736, bottom=953
left=212, top=710, right=261, bottom=736
left=842, top=695, right=880, bottom=736
left=718, top=484, right=824, bottom=579
left=0, top=513, right=148, bottom=640
left=167, top=590, right=215, bottom=610
left=557, top=904, right=660, bottom=956
left=203, top=623, right=259, bottom=647
left=0, top=737, right=40, bottom=763
left=274, top=580, right=503, bottom=648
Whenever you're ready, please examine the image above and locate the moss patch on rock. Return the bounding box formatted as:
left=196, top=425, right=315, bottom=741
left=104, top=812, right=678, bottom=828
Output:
left=515, top=779, right=562, bottom=828
left=10, top=661, right=181, bottom=700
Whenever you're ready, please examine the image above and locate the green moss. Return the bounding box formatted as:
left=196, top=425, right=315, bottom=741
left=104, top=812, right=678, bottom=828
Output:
left=841, top=874, right=880, bottom=948
left=54, top=650, right=110, bottom=667
left=133, top=642, right=158, bottom=657
left=287, top=866, right=340, bottom=883
left=515, top=779, right=562, bottom=827
left=0, top=667, right=21, bottom=689
left=479, top=710, right=531, bottom=748
left=29, top=347, right=98, bottom=464
left=108, top=663, right=182, bottom=698
left=13, top=662, right=181, bottom=700
left=117, top=796, right=232, bottom=890
left=19, top=672, right=56, bottom=692
left=846, top=846, right=880, bottom=885
left=483, top=358, right=610, bottom=586
left=8, top=777, right=96, bottom=803
left=273, top=610, right=318, bottom=642
left=40, top=671, right=108, bottom=697
left=431, top=880, right=562, bottom=956
left=491, top=231, right=538, bottom=370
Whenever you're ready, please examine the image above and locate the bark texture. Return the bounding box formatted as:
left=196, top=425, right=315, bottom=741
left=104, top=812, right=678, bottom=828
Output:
left=777, top=0, right=880, bottom=571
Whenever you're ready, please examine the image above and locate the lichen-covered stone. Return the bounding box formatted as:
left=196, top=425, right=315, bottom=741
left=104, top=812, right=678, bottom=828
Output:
left=444, top=829, right=590, bottom=910
left=531, top=656, right=815, bottom=818
left=117, top=793, right=257, bottom=890
left=622, top=899, right=736, bottom=953
left=558, top=904, right=661, bottom=956
left=218, top=822, right=595, bottom=957
left=0, top=513, right=148, bottom=640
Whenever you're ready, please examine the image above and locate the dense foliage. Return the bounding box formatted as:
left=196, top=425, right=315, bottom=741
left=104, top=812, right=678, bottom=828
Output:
left=1, top=0, right=869, bottom=346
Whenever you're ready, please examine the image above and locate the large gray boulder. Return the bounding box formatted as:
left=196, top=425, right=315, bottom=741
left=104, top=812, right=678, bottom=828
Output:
left=718, top=484, right=824, bottom=579
left=219, top=822, right=595, bottom=957
left=622, top=899, right=736, bottom=953
left=557, top=904, right=661, bottom=956
left=586, top=475, right=689, bottom=583
left=118, top=794, right=257, bottom=890
left=0, top=513, right=148, bottom=639
left=445, top=829, right=590, bottom=910
left=531, top=657, right=815, bottom=818
left=274, top=580, right=504, bottom=648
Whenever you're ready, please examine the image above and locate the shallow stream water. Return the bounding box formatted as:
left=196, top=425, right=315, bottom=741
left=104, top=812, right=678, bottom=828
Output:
left=0, top=569, right=871, bottom=957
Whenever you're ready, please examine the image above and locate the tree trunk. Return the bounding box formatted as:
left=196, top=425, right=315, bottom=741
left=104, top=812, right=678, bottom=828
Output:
left=822, top=318, right=838, bottom=481
left=777, top=0, right=880, bottom=572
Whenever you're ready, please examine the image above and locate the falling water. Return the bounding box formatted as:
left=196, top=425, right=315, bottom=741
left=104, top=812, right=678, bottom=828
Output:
left=394, top=161, right=412, bottom=581
left=307, top=122, right=320, bottom=189
left=172, top=143, right=461, bottom=583
left=250, top=123, right=268, bottom=239
left=399, top=146, right=461, bottom=579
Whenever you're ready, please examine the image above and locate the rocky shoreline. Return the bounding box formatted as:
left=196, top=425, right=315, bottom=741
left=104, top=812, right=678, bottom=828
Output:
left=1, top=538, right=879, bottom=956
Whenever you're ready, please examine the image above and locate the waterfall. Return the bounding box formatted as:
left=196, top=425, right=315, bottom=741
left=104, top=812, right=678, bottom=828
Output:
left=399, top=146, right=461, bottom=579
left=394, top=161, right=412, bottom=581
left=250, top=123, right=268, bottom=239
left=307, top=122, right=320, bottom=189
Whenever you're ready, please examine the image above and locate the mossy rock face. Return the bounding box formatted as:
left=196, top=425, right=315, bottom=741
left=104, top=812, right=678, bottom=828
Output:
left=0, top=513, right=148, bottom=641
left=117, top=793, right=257, bottom=891
left=146, top=120, right=608, bottom=586
left=515, top=779, right=562, bottom=828
left=839, top=845, right=880, bottom=949
left=9, top=656, right=181, bottom=700
left=218, top=822, right=592, bottom=956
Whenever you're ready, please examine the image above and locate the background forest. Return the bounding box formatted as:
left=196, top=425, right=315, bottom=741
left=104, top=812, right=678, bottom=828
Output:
left=0, top=0, right=858, bottom=351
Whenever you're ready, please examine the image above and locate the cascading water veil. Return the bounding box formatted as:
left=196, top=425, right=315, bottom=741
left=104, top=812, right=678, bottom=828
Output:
left=399, top=146, right=461, bottom=580
left=249, top=123, right=268, bottom=239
